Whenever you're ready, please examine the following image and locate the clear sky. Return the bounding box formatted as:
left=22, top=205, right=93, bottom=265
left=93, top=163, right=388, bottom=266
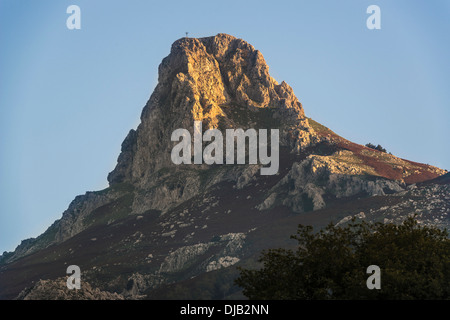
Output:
left=1, top=0, right=449, bottom=254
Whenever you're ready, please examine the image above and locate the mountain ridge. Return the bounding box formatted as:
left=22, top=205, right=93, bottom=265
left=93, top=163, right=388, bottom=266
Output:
left=0, top=33, right=447, bottom=300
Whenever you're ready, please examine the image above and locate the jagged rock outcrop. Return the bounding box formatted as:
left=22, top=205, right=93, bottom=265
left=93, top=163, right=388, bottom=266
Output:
left=107, top=33, right=318, bottom=188
left=333, top=179, right=450, bottom=230
left=16, top=278, right=124, bottom=300
left=266, top=152, right=406, bottom=213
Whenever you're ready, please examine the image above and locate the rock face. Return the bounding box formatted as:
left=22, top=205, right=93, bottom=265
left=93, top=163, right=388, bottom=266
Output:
left=107, top=33, right=317, bottom=187
left=0, top=34, right=447, bottom=300
left=16, top=278, right=124, bottom=300
left=271, top=152, right=406, bottom=213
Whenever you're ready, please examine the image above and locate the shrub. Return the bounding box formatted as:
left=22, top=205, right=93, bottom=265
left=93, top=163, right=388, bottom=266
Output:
left=365, top=143, right=387, bottom=153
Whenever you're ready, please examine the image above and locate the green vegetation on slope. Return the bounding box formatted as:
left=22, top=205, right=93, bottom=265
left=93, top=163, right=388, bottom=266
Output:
left=236, top=216, right=450, bottom=299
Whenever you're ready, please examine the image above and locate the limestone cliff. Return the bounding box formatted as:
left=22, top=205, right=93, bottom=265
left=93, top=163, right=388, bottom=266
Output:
left=107, top=33, right=318, bottom=187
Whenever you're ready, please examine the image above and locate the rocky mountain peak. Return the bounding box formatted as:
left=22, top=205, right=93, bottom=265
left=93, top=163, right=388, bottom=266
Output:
left=108, top=33, right=316, bottom=186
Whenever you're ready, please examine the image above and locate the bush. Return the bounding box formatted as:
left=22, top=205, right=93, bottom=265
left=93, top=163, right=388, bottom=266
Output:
left=235, top=217, right=450, bottom=299
left=365, top=143, right=387, bottom=153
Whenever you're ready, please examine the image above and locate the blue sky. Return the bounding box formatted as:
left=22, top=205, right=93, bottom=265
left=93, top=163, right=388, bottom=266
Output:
left=0, top=0, right=449, bottom=254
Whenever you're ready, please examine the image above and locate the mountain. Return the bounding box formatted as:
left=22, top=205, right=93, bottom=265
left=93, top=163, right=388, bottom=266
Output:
left=0, top=34, right=447, bottom=300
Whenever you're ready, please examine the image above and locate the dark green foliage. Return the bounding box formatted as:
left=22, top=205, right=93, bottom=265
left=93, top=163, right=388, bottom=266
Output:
left=365, top=143, right=387, bottom=153
left=235, top=217, right=450, bottom=299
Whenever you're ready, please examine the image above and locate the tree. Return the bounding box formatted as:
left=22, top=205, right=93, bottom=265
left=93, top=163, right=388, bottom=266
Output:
left=235, top=217, right=450, bottom=299
left=365, top=143, right=387, bottom=153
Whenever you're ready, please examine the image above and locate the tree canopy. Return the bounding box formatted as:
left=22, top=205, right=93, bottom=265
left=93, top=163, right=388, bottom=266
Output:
left=235, top=217, right=450, bottom=299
